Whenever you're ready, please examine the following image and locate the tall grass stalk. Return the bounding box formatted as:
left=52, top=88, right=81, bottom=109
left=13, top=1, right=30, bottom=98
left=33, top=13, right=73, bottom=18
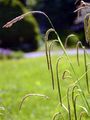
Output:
left=76, top=41, right=84, bottom=66
left=56, top=57, right=63, bottom=105
left=47, top=31, right=90, bottom=111
left=19, top=93, right=48, bottom=110
left=48, top=40, right=59, bottom=89
left=72, top=86, right=79, bottom=120
left=73, top=94, right=80, bottom=120
left=65, top=70, right=90, bottom=113
left=44, top=29, right=52, bottom=69
left=78, top=89, right=90, bottom=112
left=3, top=11, right=55, bottom=29
left=76, top=41, right=89, bottom=93
left=83, top=47, right=89, bottom=93
left=52, top=30, right=77, bottom=77
left=67, top=87, right=72, bottom=120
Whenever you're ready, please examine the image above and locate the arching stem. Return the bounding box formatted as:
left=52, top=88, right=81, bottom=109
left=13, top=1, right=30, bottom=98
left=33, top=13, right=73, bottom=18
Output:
left=56, top=57, right=63, bottom=105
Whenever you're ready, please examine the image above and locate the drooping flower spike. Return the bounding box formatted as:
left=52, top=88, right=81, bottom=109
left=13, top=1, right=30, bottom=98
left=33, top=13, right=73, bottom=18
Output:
left=74, top=0, right=90, bottom=13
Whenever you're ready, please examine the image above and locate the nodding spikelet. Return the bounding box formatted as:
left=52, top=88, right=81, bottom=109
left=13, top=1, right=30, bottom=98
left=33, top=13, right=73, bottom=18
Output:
left=72, top=86, right=79, bottom=100
left=84, top=13, right=90, bottom=44
left=3, top=11, right=54, bottom=29
left=74, top=0, right=90, bottom=13
left=19, top=93, right=48, bottom=110
left=52, top=112, right=64, bottom=120
left=74, top=1, right=90, bottom=44
left=74, top=6, right=85, bottom=13
left=64, top=34, right=79, bottom=49
left=62, top=70, right=72, bottom=80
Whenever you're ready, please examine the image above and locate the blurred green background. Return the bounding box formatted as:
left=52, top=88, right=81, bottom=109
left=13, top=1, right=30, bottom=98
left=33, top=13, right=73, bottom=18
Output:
left=0, top=1, right=90, bottom=119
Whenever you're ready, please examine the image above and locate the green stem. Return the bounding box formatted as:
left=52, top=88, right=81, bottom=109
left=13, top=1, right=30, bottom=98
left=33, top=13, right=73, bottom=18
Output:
left=67, top=87, right=72, bottom=120
left=72, top=86, right=79, bottom=120
left=48, top=40, right=59, bottom=90
left=83, top=47, right=89, bottom=93
left=56, top=57, right=63, bottom=105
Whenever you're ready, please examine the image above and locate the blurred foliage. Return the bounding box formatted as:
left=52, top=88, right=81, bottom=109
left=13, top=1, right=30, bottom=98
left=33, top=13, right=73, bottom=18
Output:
left=0, top=0, right=41, bottom=52
left=0, top=49, right=23, bottom=59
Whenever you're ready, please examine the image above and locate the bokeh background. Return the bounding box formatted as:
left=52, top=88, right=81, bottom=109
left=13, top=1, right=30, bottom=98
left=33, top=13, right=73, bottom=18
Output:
left=0, top=0, right=90, bottom=53
left=0, top=1, right=90, bottom=120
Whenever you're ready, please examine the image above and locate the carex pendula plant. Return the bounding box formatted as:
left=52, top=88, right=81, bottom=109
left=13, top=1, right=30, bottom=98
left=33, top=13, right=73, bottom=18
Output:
left=3, top=4, right=90, bottom=119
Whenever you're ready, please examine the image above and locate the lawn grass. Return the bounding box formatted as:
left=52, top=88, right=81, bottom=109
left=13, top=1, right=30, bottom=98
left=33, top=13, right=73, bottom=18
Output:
left=0, top=54, right=90, bottom=120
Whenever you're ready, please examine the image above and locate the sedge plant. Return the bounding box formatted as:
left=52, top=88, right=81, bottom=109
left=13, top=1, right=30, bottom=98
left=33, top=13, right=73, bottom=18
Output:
left=2, top=3, right=90, bottom=119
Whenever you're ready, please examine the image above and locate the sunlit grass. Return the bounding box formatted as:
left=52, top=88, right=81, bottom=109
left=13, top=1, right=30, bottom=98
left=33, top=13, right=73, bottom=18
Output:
left=0, top=55, right=90, bottom=120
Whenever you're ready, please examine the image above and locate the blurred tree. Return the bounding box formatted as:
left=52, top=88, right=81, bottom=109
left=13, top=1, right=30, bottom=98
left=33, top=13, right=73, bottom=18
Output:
left=0, top=0, right=41, bottom=52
